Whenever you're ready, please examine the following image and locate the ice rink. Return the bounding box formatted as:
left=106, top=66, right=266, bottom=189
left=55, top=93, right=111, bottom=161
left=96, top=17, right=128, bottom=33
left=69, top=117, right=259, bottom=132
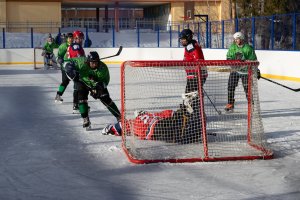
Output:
left=0, top=65, right=300, bottom=200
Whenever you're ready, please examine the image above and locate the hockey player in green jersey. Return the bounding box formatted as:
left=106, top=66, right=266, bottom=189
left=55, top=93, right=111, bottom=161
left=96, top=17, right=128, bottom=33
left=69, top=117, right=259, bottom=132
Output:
left=64, top=51, right=121, bottom=129
left=224, top=32, right=259, bottom=112
left=42, top=34, right=59, bottom=69
left=54, top=32, right=74, bottom=103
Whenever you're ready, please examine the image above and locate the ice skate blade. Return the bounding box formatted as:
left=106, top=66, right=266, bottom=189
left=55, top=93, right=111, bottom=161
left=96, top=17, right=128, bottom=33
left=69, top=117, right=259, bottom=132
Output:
left=54, top=100, right=63, bottom=104
left=224, top=109, right=234, bottom=113
left=72, top=110, right=80, bottom=114
left=85, top=125, right=92, bottom=131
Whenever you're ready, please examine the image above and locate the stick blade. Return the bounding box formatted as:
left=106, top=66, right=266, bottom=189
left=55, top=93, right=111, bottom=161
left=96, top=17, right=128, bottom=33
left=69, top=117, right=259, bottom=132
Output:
left=116, top=46, right=123, bottom=56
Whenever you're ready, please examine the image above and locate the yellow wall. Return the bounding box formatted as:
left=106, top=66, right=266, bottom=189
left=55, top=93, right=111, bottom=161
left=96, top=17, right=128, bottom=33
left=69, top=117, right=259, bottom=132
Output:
left=6, top=1, right=61, bottom=23
left=195, top=1, right=221, bottom=21
left=171, top=2, right=184, bottom=22
left=0, top=1, right=7, bottom=24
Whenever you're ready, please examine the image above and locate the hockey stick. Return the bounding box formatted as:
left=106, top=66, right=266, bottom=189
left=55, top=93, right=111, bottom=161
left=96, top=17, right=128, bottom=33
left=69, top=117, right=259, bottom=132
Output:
left=203, top=89, right=222, bottom=115
left=100, top=46, right=123, bottom=60
left=261, top=77, right=300, bottom=92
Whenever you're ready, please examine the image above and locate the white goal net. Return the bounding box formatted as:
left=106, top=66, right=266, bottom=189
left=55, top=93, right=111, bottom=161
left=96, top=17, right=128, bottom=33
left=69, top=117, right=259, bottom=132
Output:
left=121, top=60, right=273, bottom=164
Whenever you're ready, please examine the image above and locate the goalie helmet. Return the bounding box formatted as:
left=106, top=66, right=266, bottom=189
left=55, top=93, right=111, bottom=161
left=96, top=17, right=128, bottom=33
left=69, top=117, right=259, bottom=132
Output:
left=233, top=32, right=245, bottom=40
left=87, top=51, right=100, bottom=62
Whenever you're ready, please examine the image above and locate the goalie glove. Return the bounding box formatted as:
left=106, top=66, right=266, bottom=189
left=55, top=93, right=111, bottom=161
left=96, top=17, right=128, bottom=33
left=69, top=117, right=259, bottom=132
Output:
left=64, top=62, right=79, bottom=81
left=181, top=91, right=198, bottom=114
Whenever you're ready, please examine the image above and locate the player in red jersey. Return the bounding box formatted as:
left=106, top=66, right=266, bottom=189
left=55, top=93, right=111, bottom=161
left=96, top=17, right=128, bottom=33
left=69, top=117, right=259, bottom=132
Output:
left=65, top=30, right=86, bottom=113
left=179, top=28, right=207, bottom=93
left=102, top=92, right=203, bottom=144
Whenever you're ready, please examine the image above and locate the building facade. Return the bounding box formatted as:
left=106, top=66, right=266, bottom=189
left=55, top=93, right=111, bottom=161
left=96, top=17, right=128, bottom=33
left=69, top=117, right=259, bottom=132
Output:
left=0, top=0, right=232, bottom=32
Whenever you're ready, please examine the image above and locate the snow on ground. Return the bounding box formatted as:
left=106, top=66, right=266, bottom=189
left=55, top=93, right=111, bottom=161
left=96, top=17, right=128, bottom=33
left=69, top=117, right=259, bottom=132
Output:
left=0, top=65, right=300, bottom=200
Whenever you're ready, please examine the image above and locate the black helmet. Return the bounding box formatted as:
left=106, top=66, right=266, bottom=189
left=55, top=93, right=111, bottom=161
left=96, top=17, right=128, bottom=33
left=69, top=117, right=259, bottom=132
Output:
left=179, top=29, right=193, bottom=42
left=87, top=51, right=100, bottom=62
left=66, top=32, right=73, bottom=38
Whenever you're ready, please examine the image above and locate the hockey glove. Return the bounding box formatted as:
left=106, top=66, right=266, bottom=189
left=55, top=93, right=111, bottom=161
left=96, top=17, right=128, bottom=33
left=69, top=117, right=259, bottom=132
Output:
left=257, top=68, right=261, bottom=80
left=90, top=82, right=106, bottom=99
left=65, top=62, right=79, bottom=81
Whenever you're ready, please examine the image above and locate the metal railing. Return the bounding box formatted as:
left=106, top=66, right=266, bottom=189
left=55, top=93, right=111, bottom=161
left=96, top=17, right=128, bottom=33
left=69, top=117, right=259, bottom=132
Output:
left=0, top=13, right=299, bottom=50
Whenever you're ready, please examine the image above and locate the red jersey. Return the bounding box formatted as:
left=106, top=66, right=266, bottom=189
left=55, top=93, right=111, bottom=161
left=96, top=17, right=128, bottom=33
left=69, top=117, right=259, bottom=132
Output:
left=183, top=40, right=207, bottom=79
left=184, top=40, right=204, bottom=62
left=131, top=110, right=174, bottom=140
left=67, top=43, right=85, bottom=58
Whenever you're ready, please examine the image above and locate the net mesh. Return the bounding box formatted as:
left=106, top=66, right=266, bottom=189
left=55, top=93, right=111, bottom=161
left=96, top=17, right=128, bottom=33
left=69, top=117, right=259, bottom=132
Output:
left=121, top=60, right=273, bottom=163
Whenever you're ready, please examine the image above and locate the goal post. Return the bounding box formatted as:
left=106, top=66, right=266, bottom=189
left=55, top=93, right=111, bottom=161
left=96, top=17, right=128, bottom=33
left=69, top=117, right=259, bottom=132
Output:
left=34, top=47, right=59, bottom=70
left=121, top=60, right=273, bottom=164
left=33, top=47, right=44, bottom=69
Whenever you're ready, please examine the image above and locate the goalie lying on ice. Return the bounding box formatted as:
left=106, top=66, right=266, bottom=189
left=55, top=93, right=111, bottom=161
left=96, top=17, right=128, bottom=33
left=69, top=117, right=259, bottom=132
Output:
left=102, top=92, right=203, bottom=144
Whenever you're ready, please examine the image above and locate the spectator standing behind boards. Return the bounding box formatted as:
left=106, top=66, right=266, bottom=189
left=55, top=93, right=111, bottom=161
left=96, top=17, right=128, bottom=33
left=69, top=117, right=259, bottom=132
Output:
left=224, top=32, right=258, bottom=112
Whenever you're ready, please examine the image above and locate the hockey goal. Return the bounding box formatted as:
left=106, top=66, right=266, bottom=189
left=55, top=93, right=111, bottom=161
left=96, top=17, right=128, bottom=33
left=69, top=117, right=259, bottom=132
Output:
left=121, top=60, right=273, bottom=164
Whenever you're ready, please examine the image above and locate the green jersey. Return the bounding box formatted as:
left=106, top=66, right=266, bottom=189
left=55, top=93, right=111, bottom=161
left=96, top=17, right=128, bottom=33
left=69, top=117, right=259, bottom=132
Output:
left=70, top=57, right=110, bottom=88
left=226, top=43, right=257, bottom=74
left=57, top=42, right=70, bottom=61
left=43, top=42, right=59, bottom=54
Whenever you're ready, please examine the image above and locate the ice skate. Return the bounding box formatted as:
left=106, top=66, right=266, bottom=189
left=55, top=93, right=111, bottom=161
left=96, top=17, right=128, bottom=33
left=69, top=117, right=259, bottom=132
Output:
left=72, top=104, right=80, bottom=114
left=224, top=103, right=234, bottom=113
left=101, top=123, right=121, bottom=136
left=83, top=117, right=91, bottom=130
left=101, top=124, right=113, bottom=135
left=54, top=94, right=63, bottom=103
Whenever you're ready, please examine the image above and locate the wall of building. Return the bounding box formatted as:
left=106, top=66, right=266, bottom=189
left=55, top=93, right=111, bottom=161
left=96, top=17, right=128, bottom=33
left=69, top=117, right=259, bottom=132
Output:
left=0, top=48, right=299, bottom=82
left=6, top=1, right=61, bottom=23
left=0, top=1, right=7, bottom=24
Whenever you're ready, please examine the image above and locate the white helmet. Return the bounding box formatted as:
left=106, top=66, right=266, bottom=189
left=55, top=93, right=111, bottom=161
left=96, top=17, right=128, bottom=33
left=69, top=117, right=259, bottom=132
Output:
left=233, top=32, right=245, bottom=40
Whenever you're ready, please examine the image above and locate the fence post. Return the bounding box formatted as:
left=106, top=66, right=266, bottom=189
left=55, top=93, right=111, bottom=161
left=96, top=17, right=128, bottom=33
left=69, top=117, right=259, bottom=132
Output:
left=292, top=13, right=296, bottom=50
left=206, top=20, right=209, bottom=48
left=137, top=25, right=140, bottom=47
left=178, top=25, right=180, bottom=47
left=221, top=20, right=224, bottom=49
left=209, top=21, right=212, bottom=48
left=31, top=27, right=33, bottom=48
left=235, top=18, right=239, bottom=32
left=271, top=15, right=274, bottom=50
left=169, top=25, right=172, bottom=47
left=157, top=25, right=160, bottom=47
left=112, top=25, right=115, bottom=47
left=251, top=17, right=255, bottom=49
left=197, top=22, right=200, bottom=43
left=2, top=28, right=5, bottom=48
